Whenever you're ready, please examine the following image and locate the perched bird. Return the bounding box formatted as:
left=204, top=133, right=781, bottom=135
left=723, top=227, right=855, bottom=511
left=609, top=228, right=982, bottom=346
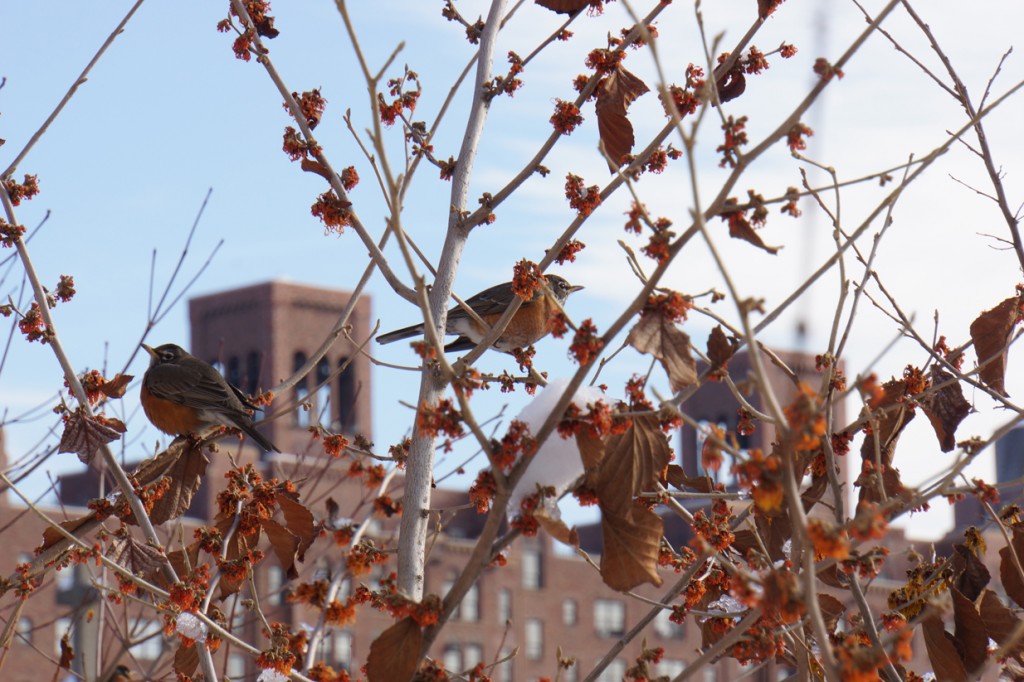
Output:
left=140, top=343, right=279, bottom=452
left=378, top=274, right=583, bottom=353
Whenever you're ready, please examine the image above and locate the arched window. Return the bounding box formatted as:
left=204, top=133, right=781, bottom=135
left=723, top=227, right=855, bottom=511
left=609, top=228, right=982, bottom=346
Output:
left=336, top=358, right=357, bottom=433
left=226, top=356, right=241, bottom=388
left=246, top=351, right=261, bottom=394
left=314, top=358, right=332, bottom=427
left=294, top=352, right=310, bottom=427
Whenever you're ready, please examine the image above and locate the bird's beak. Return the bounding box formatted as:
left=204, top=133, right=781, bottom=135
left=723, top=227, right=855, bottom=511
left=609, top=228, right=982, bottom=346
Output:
left=569, top=284, right=585, bottom=293
left=141, top=344, right=158, bottom=359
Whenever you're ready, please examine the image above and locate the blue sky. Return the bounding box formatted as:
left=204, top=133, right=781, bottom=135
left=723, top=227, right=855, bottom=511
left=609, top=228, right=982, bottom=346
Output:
left=2, top=1, right=1024, bottom=539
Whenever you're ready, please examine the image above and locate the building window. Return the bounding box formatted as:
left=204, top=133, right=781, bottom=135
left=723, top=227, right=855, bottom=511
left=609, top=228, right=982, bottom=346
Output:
left=16, top=617, right=32, bottom=644
left=314, top=358, right=332, bottom=426
left=129, top=619, right=163, bottom=661
left=653, top=608, right=683, bottom=639
left=265, top=565, right=284, bottom=606
left=442, top=575, right=460, bottom=620
left=563, top=660, right=578, bottom=682
left=55, top=566, right=76, bottom=593
left=524, top=619, right=543, bottom=660
left=294, top=352, right=310, bottom=427
left=464, top=643, right=483, bottom=670
left=226, top=355, right=241, bottom=388
left=703, top=667, right=717, bottom=682
left=594, top=599, right=625, bottom=637
left=695, top=418, right=736, bottom=487
left=333, top=630, right=353, bottom=668
left=657, top=660, right=686, bottom=678
left=497, top=647, right=513, bottom=682
left=562, top=599, right=578, bottom=626
left=462, top=583, right=480, bottom=622
left=337, top=358, right=357, bottom=432
left=442, top=644, right=462, bottom=673
left=498, top=588, right=512, bottom=623
left=521, top=546, right=542, bottom=590
left=597, top=659, right=626, bottom=682
left=228, top=654, right=247, bottom=679
left=246, top=351, right=262, bottom=394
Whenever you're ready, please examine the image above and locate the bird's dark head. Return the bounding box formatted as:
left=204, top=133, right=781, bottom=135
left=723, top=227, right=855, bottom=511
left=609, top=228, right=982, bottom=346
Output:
left=545, top=275, right=584, bottom=303
left=142, top=343, right=189, bottom=366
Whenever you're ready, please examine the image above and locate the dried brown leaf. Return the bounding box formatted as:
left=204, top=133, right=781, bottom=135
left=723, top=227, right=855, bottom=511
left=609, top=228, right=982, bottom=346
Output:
left=717, top=69, right=746, bottom=103
left=595, top=416, right=672, bottom=516
left=300, top=158, right=332, bottom=180
left=1000, top=529, right=1024, bottom=609
left=174, top=641, right=199, bottom=678
left=921, top=613, right=968, bottom=682
left=534, top=0, right=589, bottom=15
left=724, top=209, right=780, bottom=254
left=857, top=379, right=914, bottom=505
left=599, top=503, right=663, bottom=591
left=535, top=507, right=579, bottom=548
left=951, top=588, right=988, bottom=673
left=816, top=593, right=846, bottom=633
left=970, top=294, right=1023, bottom=397
left=951, top=543, right=990, bottom=601
left=919, top=366, right=973, bottom=452
left=58, top=630, right=75, bottom=669
left=39, top=515, right=95, bottom=553
left=58, top=410, right=126, bottom=463
left=99, top=373, right=133, bottom=399
left=262, top=517, right=300, bottom=579
left=277, top=491, right=316, bottom=561
left=149, top=443, right=209, bottom=525
left=366, top=617, right=422, bottom=682
left=981, top=589, right=1024, bottom=662
left=664, top=463, right=714, bottom=493
left=627, top=315, right=697, bottom=393
left=577, top=430, right=605, bottom=488
left=106, top=534, right=166, bottom=576
left=596, top=65, right=650, bottom=168
left=707, top=326, right=738, bottom=374
left=757, top=0, right=780, bottom=19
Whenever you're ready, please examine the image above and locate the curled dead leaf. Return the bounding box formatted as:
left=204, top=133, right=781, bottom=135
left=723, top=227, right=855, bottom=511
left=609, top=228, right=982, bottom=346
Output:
left=918, top=366, right=972, bottom=452
left=595, top=416, right=672, bottom=516
left=106, top=533, right=166, bottom=577
left=58, top=410, right=126, bottom=463
left=99, top=373, right=133, bottom=399
left=262, top=517, right=300, bottom=579
left=627, top=314, right=697, bottom=393
left=367, top=617, right=422, bottom=682
left=921, top=613, right=968, bottom=682
left=595, top=65, right=650, bottom=168
left=149, top=443, right=209, bottom=525
left=599, top=503, right=663, bottom=591
left=707, top=326, right=738, bottom=375
left=969, top=294, right=1023, bottom=397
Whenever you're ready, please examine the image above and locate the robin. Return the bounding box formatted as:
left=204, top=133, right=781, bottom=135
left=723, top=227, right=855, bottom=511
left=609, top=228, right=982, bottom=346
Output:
left=140, top=343, right=279, bottom=452
left=377, top=274, right=583, bottom=353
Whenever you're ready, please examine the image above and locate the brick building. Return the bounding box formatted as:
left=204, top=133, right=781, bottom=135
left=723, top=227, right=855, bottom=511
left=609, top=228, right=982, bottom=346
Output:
left=0, top=283, right=951, bottom=680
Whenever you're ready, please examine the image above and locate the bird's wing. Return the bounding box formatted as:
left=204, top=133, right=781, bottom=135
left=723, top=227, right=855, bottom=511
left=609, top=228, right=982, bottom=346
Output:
left=145, top=364, right=247, bottom=413
left=453, top=282, right=522, bottom=319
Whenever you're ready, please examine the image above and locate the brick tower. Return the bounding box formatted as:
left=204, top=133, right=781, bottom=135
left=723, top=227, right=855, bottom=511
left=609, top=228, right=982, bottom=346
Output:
left=188, top=280, right=372, bottom=454
left=679, top=348, right=848, bottom=490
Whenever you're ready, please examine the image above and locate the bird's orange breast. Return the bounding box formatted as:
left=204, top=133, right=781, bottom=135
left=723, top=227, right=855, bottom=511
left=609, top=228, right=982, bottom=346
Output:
left=140, top=383, right=203, bottom=436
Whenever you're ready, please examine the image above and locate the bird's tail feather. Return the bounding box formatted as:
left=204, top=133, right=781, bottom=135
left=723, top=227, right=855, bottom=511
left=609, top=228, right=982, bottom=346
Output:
left=377, top=324, right=424, bottom=345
